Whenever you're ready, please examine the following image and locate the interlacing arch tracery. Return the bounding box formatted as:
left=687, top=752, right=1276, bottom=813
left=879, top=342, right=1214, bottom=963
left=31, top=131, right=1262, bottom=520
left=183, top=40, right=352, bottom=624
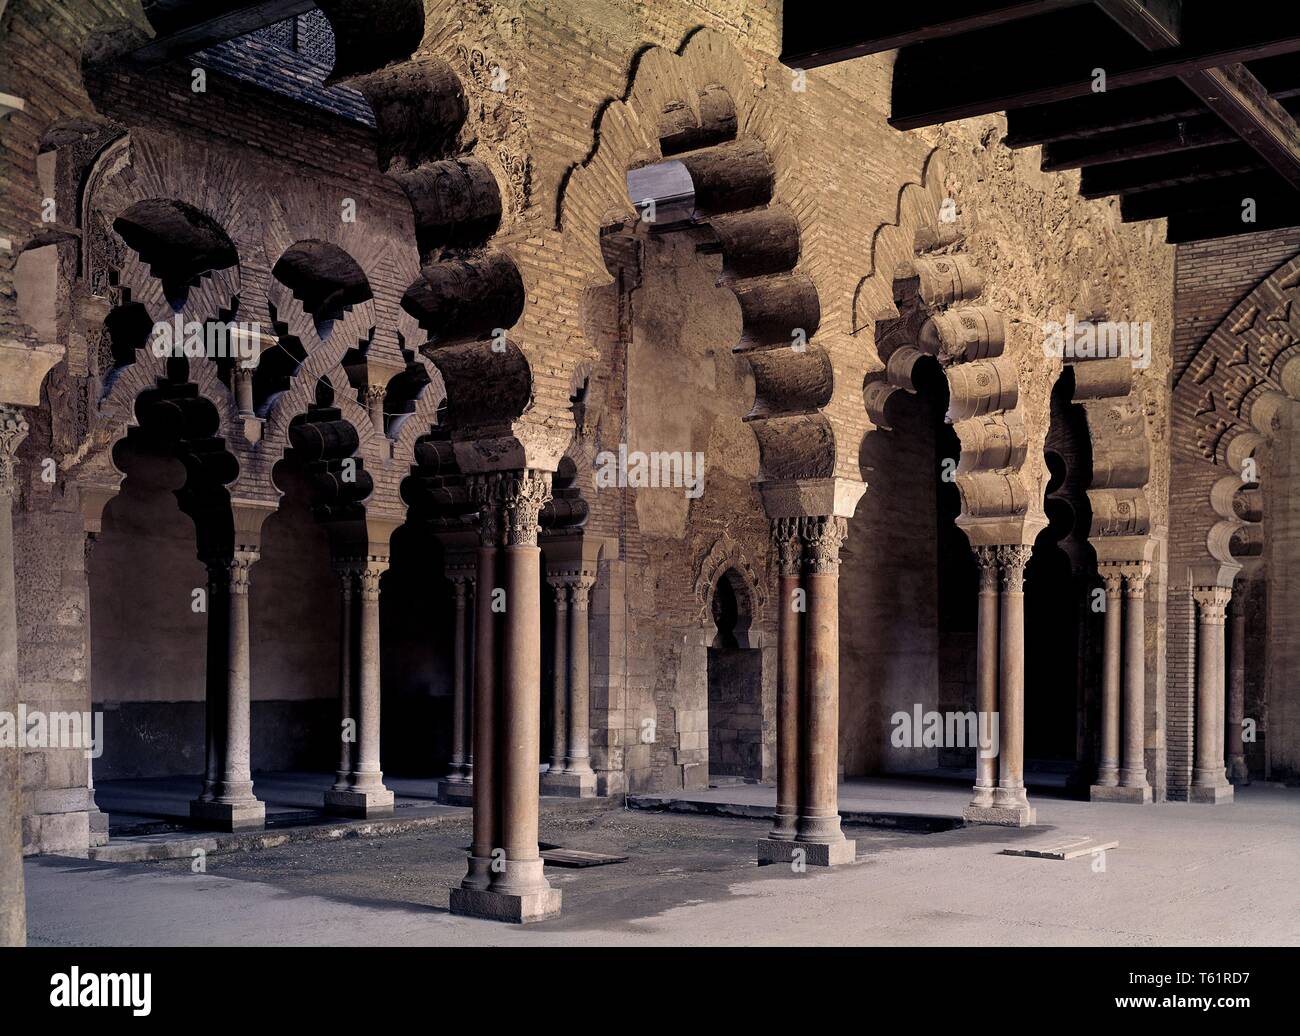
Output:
left=1174, top=252, right=1300, bottom=567
left=64, top=130, right=444, bottom=525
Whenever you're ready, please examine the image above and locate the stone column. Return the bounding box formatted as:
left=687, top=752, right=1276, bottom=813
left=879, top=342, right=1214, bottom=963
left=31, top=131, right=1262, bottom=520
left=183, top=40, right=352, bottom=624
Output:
left=0, top=405, right=29, bottom=946
left=191, top=548, right=267, bottom=830
left=965, top=546, right=1000, bottom=813
left=449, top=575, right=471, bottom=780
left=326, top=556, right=394, bottom=817
left=1118, top=563, right=1152, bottom=799
left=452, top=471, right=562, bottom=922
left=548, top=581, right=569, bottom=772
left=1226, top=591, right=1249, bottom=784
left=461, top=501, right=500, bottom=890
left=1093, top=567, right=1123, bottom=791
left=1191, top=586, right=1234, bottom=803
left=990, top=544, right=1035, bottom=825
left=198, top=559, right=231, bottom=803
left=761, top=516, right=854, bottom=866
left=564, top=576, right=596, bottom=784
left=331, top=562, right=356, bottom=793
left=766, top=519, right=801, bottom=845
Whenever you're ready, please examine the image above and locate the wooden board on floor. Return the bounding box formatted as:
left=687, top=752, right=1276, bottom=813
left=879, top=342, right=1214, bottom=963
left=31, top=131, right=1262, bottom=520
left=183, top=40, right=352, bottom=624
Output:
left=539, top=844, right=629, bottom=868
left=1002, top=836, right=1118, bottom=860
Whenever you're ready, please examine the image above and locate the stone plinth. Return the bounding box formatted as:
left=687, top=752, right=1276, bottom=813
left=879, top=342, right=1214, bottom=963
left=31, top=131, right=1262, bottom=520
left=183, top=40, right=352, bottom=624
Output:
left=449, top=886, right=562, bottom=924
left=1089, top=784, right=1153, bottom=804
left=1189, top=784, right=1234, bottom=804
left=540, top=769, right=597, bottom=798
left=756, top=836, right=856, bottom=867
left=436, top=779, right=473, bottom=805
left=324, top=787, right=395, bottom=818
left=190, top=799, right=266, bottom=831
left=962, top=803, right=1036, bottom=827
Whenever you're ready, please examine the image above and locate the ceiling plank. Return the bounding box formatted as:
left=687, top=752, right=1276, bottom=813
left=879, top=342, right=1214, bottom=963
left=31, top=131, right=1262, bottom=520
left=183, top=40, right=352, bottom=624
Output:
left=891, top=24, right=1300, bottom=130
left=1078, top=142, right=1264, bottom=198
left=780, top=1, right=1092, bottom=70
left=1119, top=171, right=1293, bottom=221
left=131, top=0, right=315, bottom=67
left=1166, top=203, right=1300, bottom=243
left=1099, top=0, right=1300, bottom=191
left=1005, top=52, right=1300, bottom=146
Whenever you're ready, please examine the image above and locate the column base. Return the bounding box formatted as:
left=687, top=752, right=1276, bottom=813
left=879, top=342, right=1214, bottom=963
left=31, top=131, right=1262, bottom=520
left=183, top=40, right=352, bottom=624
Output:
left=88, top=808, right=110, bottom=847
left=189, top=798, right=266, bottom=831
left=1090, top=784, right=1152, bottom=804
left=757, top=837, right=856, bottom=867
left=961, top=803, right=1036, bottom=827
left=436, top=778, right=474, bottom=806
left=540, top=769, right=597, bottom=798
left=1189, top=783, right=1235, bottom=804
left=324, top=787, right=395, bottom=817
left=449, top=885, right=562, bottom=924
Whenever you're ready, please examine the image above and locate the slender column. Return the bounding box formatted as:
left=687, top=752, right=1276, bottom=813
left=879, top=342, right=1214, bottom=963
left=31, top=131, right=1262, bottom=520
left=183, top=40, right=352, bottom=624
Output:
left=565, top=576, right=595, bottom=776
left=1095, top=567, right=1123, bottom=788
left=493, top=472, right=553, bottom=898
left=352, top=559, right=388, bottom=792
left=200, top=560, right=231, bottom=802
left=770, top=519, right=801, bottom=840
left=215, top=549, right=263, bottom=817
left=992, top=544, right=1033, bottom=821
left=1226, top=590, right=1249, bottom=784
left=447, top=575, right=470, bottom=781
left=969, top=546, right=1000, bottom=809
left=462, top=500, right=500, bottom=890
left=332, top=562, right=356, bottom=792
left=792, top=516, right=854, bottom=864
left=1119, top=563, right=1151, bottom=793
left=463, top=581, right=474, bottom=780
left=548, top=581, right=569, bottom=772
left=0, top=406, right=29, bottom=946
left=1191, top=586, right=1234, bottom=803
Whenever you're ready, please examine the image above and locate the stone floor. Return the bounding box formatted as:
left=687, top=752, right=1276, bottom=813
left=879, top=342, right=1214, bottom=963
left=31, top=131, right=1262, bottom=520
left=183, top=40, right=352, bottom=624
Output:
left=25, top=778, right=1300, bottom=946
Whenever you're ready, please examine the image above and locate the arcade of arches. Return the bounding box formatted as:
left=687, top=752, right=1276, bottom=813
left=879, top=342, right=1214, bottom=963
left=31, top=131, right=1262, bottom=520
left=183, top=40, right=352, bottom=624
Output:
left=1, top=1, right=1297, bottom=934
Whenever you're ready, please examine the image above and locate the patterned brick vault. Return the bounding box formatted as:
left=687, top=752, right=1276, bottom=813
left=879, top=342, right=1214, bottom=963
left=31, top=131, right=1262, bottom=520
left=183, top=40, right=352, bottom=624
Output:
left=0, top=0, right=1297, bottom=939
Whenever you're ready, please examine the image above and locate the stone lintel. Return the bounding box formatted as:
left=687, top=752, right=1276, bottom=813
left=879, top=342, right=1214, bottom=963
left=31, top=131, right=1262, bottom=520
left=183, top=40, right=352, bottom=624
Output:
left=0, top=339, right=64, bottom=407
left=449, top=886, right=562, bottom=924
left=756, top=837, right=857, bottom=867
left=954, top=513, right=1048, bottom=548
left=1092, top=535, right=1156, bottom=566
left=756, top=477, right=866, bottom=521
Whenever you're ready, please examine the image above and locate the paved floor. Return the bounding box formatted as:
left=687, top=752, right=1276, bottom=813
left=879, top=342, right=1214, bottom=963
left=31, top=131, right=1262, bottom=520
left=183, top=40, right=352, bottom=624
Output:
left=26, top=779, right=1300, bottom=946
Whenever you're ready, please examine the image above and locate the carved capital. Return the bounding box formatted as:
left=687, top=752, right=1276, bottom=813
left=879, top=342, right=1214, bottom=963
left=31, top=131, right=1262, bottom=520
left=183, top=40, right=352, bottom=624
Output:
left=502, top=470, right=552, bottom=547
left=229, top=549, right=260, bottom=595
left=1099, top=563, right=1125, bottom=596
left=1120, top=561, right=1151, bottom=598
left=1192, top=585, right=1232, bottom=625
left=973, top=545, right=999, bottom=592
left=799, top=515, right=847, bottom=575
left=359, top=556, right=389, bottom=600
left=0, top=404, right=31, bottom=497
left=996, top=544, right=1033, bottom=593
left=771, top=517, right=802, bottom=576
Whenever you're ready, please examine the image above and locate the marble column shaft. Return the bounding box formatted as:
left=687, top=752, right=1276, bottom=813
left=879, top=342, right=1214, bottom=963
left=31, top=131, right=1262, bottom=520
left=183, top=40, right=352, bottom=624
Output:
left=970, top=546, right=1000, bottom=808
left=770, top=518, right=801, bottom=840
left=218, top=549, right=259, bottom=806
left=1120, top=565, right=1150, bottom=790
left=549, top=581, right=569, bottom=771
left=201, top=560, right=231, bottom=802
left=1096, top=569, right=1123, bottom=787
left=1226, top=592, right=1248, bottom=784
left=992, top=545, right=1032, bottom=811
left=1192, top=586, right=1232, bottom=797
left=332, top=563, right=356, bottom=792
left=0, top=405, right=29, bottom=946
left=565, top=577, right=594, bottom=775
left=448, top=575, right=472, bottom=781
